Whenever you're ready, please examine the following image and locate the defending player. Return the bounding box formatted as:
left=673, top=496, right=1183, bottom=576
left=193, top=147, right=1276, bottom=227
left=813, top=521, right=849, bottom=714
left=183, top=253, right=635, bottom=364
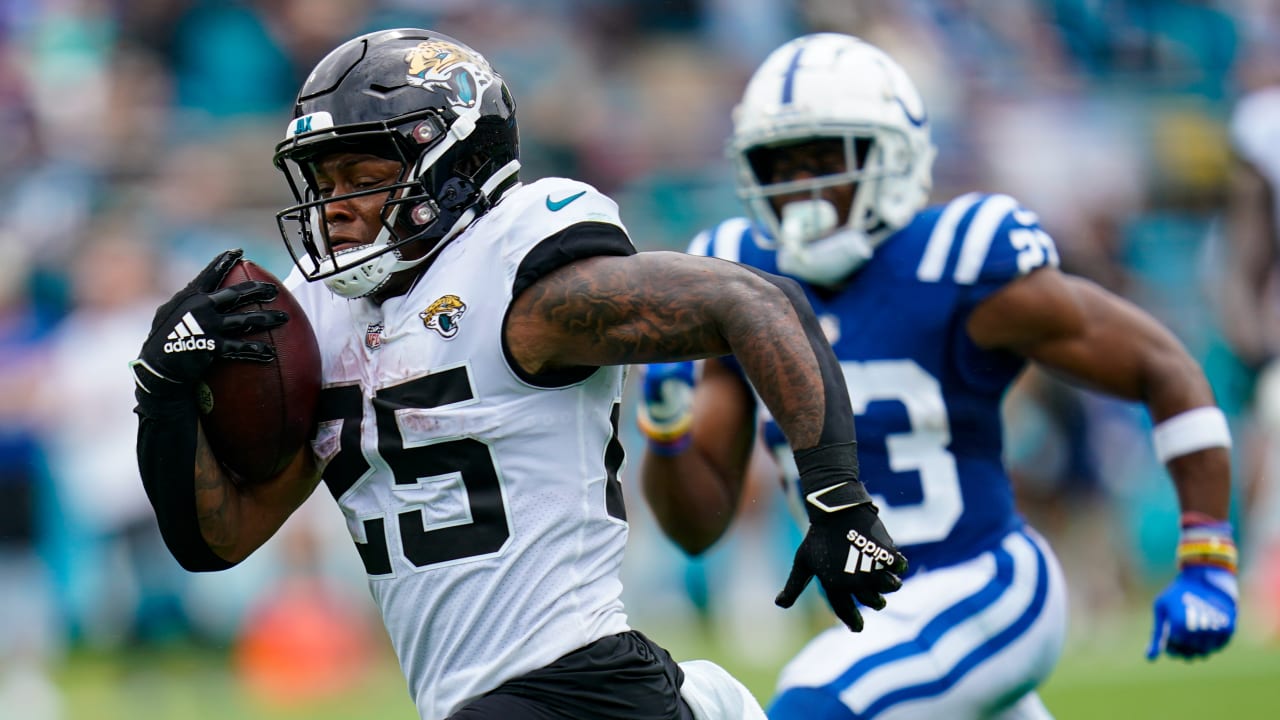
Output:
left=128, top=29, right=909, bottom=719
left=640, top=33, right=1237, bottom=719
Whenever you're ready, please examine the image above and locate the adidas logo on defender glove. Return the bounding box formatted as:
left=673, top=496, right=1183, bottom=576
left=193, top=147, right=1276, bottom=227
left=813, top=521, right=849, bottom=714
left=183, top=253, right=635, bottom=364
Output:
left=163, top=312, right=215, bottom=353
left=844, top=529, right=897, bottom=574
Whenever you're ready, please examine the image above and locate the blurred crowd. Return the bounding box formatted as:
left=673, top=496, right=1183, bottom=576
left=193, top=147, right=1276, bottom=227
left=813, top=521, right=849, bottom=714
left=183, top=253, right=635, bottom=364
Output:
left=3, top=0, right=1280, bottom=716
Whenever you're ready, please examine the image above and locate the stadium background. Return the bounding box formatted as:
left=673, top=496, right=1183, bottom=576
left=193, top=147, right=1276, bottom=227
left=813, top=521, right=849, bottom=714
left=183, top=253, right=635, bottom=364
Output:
left=2, top=0, right=1279, bottom=718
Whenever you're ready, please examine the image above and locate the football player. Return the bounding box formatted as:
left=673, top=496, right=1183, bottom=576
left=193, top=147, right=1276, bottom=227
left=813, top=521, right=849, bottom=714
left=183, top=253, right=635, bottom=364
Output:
left=127, top=29, right=909, bottom=720
left=639, top=33, right=1237, bottom=719
left=1223, top=73, right=1280, bottom=635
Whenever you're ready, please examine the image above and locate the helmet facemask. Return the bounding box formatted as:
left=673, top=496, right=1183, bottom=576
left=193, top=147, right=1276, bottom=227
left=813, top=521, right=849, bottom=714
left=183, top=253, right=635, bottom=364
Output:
left=737, top=129, right=911, bottom=286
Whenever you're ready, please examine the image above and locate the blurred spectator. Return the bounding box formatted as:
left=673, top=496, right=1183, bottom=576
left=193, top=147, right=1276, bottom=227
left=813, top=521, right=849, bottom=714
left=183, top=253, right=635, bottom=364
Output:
left=165, top=0, right=301, bottom=122
left=0, top=240, right=62, bottom=720
left=1220, top=37, right=1280, bottom=636
left=31, top=225, right=190, bottom=648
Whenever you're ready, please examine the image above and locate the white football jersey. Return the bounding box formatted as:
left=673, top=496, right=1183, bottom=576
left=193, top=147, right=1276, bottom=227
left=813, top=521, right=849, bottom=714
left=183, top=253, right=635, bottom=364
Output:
left=287, top=177, right=633, bottom=719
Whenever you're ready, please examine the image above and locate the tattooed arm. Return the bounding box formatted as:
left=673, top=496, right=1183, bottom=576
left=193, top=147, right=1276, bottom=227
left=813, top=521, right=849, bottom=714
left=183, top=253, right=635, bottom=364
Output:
left=505, top=250, right=852, bottom=451
left=135, top=379, right=320, bottom=571
left=509, top=248, right=906, bottom=631
left=192, top=427, right=321, bottom=564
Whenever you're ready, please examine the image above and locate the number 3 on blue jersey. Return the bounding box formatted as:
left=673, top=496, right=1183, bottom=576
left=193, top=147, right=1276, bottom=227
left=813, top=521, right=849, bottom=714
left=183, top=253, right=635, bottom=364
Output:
left=842, top=360, right=962, bottom=545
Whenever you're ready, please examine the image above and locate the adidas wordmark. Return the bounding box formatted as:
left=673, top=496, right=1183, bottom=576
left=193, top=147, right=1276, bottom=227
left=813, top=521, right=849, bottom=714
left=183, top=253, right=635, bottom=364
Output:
left=164, top=312, right=215, bottom=353
left=844, top=529, right=896, bottom=574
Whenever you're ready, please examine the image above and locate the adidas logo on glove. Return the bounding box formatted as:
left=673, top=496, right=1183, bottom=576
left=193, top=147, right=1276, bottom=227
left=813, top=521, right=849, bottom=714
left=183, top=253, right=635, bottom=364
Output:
left=1181, top=593, right=1230, bottom=632
left=163, top=312, right=215, bottom=353
left=844, top=529, right=896, bottom=574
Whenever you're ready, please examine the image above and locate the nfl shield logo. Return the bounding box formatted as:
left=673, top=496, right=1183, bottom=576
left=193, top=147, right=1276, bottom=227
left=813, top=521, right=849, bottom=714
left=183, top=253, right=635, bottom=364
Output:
left=365, top=322, right=384, bottom=350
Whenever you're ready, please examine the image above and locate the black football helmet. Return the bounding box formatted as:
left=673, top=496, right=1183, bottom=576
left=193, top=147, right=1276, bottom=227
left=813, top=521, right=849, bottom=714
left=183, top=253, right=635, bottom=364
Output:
left=273, top=28, right=520, bottom=298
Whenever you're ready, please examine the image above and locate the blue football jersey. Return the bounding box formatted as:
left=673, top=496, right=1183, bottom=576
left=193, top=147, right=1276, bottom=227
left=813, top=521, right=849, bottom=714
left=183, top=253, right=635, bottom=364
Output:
left=691, top=193, right=1061, bottom=574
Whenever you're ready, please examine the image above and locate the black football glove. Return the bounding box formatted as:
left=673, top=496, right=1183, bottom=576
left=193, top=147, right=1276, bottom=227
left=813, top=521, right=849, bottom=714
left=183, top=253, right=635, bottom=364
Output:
left=775, top=443, right=908, bottom=632
left=130, top=249, right=287, bottom=397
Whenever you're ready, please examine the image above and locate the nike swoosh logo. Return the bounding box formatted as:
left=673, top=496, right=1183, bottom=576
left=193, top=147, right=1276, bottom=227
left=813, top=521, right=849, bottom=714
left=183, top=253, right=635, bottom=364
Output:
left=545, top=190, right=586, bottom=211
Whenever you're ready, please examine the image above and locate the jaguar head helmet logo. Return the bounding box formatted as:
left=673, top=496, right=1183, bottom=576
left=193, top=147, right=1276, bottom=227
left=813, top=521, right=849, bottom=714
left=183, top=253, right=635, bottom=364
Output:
left=404, top=40, right=493, bottom=108
left=420, top=295, right=467, bottom=338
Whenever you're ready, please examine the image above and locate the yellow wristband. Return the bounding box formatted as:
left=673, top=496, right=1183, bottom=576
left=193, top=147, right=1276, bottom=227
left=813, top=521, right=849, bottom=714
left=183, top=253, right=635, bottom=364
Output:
left=636, top=406, right=693, bottom=443
left=1176, top=534, right=1238, bottom=573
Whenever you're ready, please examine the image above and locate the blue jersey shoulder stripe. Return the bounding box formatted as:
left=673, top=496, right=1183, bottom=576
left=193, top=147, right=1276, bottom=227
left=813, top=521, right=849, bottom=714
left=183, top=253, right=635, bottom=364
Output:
left=954, top=194, right=1019, bottom=285
left=916, top=193, right=1022, bottom=285
left=688, top=217, right=754, bottom=261
left=917, top=193, right=981, bottom=281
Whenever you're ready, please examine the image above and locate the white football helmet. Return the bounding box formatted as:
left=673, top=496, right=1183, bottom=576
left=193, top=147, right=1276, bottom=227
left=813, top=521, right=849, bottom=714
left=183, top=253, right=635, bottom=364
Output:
left=729, top=33, right=936, bottom=285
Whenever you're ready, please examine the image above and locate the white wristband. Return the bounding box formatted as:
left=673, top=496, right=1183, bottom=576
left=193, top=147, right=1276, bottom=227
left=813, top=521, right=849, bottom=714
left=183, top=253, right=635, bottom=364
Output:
left=1152, top=407, right=1232, bottom=464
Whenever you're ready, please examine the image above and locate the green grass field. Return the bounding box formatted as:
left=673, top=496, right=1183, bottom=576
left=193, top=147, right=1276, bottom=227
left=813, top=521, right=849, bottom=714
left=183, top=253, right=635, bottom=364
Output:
left=45, top=610, right=1280, bottom=719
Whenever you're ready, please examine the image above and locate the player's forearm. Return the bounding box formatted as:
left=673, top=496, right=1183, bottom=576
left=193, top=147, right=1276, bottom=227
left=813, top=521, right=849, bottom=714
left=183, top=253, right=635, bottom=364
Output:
left=135, top=392, right=235, bottom=572
left=192, top=429, right=252, bottom=562
left=641, top=448, right=740, bottom=555
left=1129, top=350, right=1233, bottom=522
left=724, top=268, right=856, bottom=452
left=1166, top=448, right=1232, bottom=520
left=194, top=431, right=319, bottom=564
left=1137, top=346, right=1233, bottom=520
left=514, top=253, right=855, bottom=451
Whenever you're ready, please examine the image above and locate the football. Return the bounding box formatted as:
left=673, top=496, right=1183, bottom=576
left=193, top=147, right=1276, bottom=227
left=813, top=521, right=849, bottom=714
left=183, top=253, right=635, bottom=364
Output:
left=198, top=259, right=321, bottom=486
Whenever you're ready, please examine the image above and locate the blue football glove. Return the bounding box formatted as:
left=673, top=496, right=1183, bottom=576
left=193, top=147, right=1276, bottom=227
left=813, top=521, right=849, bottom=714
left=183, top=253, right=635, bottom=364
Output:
left=1146, top=565, right=1237, bottom=661
left=637, top=361, right=696, bottom=454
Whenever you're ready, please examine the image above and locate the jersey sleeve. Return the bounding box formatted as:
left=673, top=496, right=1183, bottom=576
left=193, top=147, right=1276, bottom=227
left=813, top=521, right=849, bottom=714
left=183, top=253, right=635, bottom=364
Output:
left=500, top=180, right=636, bottom=388
left=955, top=194, right=1061, bottom=306
left=686, top=217, right=777, bottom=273
left=499, top=178, right=628, bottom=264
left=504, top=178, right=636, bottom=296
left=511, top=221, right=635, bottom=299
left=941, top=194, right=1052, bottom=392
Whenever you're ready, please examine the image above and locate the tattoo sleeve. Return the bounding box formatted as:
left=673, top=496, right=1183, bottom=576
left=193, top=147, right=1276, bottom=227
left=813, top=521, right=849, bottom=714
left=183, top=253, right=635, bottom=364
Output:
left=511, top=251, right=856, bottom=450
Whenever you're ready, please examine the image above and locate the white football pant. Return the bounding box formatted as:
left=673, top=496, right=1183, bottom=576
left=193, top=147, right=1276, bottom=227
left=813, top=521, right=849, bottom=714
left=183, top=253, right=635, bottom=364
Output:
left=772, top=527, right=1067, bottom=720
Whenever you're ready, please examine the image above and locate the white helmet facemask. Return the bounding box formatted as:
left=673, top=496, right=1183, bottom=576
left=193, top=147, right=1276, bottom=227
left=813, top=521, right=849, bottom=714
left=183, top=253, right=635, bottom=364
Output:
left=729, top=33, right=936, bottom=287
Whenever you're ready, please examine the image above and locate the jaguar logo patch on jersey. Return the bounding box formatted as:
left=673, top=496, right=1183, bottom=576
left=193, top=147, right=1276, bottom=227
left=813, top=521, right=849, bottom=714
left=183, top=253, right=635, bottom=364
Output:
left=404, top=40, right=494, bottom=108
left=420, top=295, right=466, bottom=338
left=365, top=321, right=385, bottom=350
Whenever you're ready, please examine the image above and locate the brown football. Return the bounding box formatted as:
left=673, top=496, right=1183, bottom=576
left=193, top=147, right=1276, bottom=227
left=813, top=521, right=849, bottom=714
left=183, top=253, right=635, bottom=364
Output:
left=198, top=259, right=321, bottom=486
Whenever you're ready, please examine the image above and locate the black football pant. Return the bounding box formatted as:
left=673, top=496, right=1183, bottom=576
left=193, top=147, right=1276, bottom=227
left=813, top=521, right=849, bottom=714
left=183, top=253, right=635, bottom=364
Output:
left=448, top=630, right=697, bottom=719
